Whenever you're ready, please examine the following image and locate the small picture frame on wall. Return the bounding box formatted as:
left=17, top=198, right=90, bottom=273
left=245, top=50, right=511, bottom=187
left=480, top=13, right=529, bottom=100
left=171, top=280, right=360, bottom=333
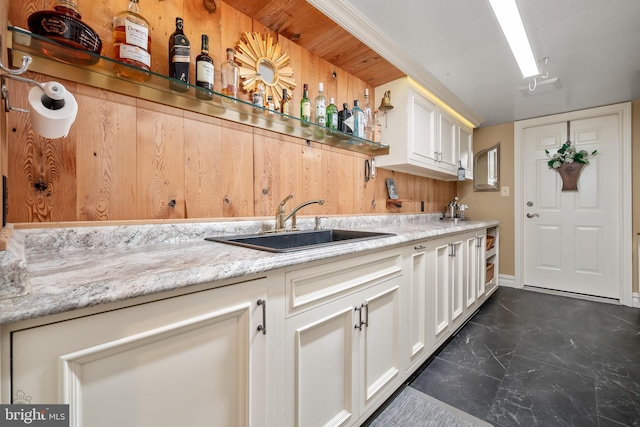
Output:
left=386, top=178, right=398, bottom=200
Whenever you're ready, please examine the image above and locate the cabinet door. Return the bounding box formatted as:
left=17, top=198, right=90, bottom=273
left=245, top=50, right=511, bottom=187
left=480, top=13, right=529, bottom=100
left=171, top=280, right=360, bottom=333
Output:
left=432, top=240, right=451, bottom=344
left=405, top=244, right=429, bottom=372
left=438, top=111, right=458, bottom=172
left=465, top=234, right=479, bottom=309
left=285, top=293, right=359, bottom=427
left=409, top=90, right=437, bottom=163
left=458, top=124, right=474, bottom=179
left=357, top=277, right=401, bottom=416
left=11, top=279, right=268, bottom=427
left=449, top=237, right=465, bottom=327
left=475, top=231, right=487, bottom=299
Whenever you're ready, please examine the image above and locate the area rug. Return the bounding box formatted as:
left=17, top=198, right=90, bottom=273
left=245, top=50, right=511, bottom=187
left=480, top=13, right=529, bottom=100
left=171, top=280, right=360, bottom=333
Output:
left=368, top=386, right=493, bottom=427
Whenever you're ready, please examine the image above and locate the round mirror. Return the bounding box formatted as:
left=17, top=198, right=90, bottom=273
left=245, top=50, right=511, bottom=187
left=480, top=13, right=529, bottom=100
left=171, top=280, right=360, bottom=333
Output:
left=258, top=59, right=277, bottom=85
left=236, top=32, right=297, bottom=110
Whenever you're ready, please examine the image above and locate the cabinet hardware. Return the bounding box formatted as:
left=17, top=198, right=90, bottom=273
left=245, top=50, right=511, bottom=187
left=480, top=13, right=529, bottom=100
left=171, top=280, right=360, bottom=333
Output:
left=414, top=245, right=426, bottom=250
left=362, top=302, right=369, bottom=328
left=354, top=305, right=363, bottom=330
left=449, top=243, right=457, bottom=257
left=257, top=299, right=266, bottom=335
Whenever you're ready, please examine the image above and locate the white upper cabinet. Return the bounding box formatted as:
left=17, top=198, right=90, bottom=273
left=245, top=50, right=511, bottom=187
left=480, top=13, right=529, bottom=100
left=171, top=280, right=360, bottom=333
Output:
left=375, top=77, right=473, bottom=181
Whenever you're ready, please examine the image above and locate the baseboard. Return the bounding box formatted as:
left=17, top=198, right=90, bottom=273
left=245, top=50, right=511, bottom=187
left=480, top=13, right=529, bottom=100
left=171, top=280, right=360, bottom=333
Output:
left=633, top=292, right=640, bottom=308
left=498, top=274, right=516, bottom=288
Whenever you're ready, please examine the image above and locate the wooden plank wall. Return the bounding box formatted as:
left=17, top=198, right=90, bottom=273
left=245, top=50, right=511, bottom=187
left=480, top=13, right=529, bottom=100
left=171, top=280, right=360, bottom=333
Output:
left=5, top=0, right=456, bottom=223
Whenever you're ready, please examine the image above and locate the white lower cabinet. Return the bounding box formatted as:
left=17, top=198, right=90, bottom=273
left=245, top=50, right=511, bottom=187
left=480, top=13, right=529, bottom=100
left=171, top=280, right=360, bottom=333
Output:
left=8, top=277, right=270, bottom=427
left=430, top=234, right=466, bottom=348
left=283, top=249, right=403, bottom=427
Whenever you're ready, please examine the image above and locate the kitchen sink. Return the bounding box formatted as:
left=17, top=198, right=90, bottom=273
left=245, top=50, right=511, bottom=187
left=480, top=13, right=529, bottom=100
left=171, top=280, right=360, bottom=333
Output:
left=205, top=229, right=395, bottom=252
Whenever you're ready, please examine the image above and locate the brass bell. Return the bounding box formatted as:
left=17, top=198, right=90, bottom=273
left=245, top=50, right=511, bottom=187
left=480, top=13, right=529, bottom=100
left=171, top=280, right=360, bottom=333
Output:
left=378, top=90, right=394, bottom=111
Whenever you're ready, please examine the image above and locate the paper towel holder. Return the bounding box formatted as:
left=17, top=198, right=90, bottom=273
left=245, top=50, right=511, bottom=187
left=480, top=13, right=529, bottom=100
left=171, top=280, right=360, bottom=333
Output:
left=0, top=46, right=78, bottom=138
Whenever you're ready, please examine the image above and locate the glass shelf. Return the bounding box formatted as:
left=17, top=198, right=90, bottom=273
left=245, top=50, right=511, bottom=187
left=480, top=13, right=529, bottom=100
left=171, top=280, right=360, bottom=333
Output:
left=8, top=26, right=389, bottom=155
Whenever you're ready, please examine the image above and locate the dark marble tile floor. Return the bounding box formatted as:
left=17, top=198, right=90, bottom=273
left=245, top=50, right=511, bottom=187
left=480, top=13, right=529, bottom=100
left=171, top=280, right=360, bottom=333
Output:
left=409, top=287, right=640, bottom=426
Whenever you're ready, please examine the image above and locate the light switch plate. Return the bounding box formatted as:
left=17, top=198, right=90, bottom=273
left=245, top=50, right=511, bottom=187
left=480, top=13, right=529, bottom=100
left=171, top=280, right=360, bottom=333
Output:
left=501, top=186, right=510, bottom=197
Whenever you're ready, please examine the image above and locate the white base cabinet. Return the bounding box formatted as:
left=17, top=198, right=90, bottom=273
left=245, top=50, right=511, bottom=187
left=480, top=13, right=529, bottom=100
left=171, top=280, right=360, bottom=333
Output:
left=283, top=249, right=403, bottom=427
left=7, top=277, right=270, bottom=427
left=3, top=227, right=498, bottom=427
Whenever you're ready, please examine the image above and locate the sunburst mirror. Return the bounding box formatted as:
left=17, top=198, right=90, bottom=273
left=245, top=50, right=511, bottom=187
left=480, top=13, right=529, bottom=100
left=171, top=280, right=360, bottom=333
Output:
left=235, top=31, right=296, bottom=110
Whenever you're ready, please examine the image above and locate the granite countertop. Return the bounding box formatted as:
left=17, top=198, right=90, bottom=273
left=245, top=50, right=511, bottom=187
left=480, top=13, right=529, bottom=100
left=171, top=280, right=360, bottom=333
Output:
left=0, top=214, right=499, bottom=325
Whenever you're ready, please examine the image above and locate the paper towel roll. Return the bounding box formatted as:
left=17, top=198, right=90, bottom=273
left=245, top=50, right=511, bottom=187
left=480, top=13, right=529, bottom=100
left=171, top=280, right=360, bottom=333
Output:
left=28, top=83, right=78, bottom=139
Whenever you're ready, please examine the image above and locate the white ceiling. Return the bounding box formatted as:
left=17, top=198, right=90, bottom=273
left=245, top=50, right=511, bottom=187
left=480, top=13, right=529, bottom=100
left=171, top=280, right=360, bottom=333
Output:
left=342, top=0, right=640, bottom=127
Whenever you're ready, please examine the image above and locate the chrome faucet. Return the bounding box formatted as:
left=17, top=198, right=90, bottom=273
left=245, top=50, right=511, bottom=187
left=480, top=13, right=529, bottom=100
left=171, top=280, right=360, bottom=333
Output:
left=275, top=195, right=325, bottom=231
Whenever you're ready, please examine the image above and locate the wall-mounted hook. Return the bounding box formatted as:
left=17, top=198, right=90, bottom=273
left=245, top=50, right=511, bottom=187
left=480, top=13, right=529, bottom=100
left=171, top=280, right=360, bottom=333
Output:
left=0, top=36, right=32, bottom=76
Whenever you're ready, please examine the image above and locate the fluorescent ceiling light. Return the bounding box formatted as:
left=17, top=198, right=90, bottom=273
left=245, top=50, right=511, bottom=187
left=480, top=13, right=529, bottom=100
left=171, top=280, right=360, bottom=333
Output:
left=488, top=0, right=539, bottom=78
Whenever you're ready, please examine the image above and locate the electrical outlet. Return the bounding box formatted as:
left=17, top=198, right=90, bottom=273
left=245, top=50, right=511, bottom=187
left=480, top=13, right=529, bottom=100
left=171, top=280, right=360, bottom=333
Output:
left=501, top=186, right=510, bottom=197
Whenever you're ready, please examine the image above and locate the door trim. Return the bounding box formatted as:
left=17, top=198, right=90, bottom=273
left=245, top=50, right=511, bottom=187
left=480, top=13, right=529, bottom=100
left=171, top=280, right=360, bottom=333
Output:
left=514, top=102, right=632, bottom=306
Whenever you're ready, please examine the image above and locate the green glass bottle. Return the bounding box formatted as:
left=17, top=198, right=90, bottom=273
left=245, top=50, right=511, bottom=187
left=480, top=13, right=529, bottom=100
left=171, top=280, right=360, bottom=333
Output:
left=326, top=97, right=338, bottom=131
left=300, top=83, right=311, bottom=126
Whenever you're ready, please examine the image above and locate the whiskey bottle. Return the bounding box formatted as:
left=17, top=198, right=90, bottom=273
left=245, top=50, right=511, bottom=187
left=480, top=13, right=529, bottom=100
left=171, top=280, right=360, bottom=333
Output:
left=300, top=83, right=311, bottom=126
left=168, top=17, right=190, bottom=92
left=113, top=0, right=152, bottom=82
left=314, top=82, right=326, bottom=127
left=221, top=48, right=239, bottom=99
left=195, top=34, right=214, bottom=100
left=326, top=98, right=338, bottom=131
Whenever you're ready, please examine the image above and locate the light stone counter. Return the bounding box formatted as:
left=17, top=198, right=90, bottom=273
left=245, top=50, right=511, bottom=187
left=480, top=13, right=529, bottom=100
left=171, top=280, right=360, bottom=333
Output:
left=0, top=214, right=499, bottom=324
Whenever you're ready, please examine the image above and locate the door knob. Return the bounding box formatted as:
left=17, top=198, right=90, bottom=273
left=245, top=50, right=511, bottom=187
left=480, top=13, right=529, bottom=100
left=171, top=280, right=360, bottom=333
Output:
left=526, top=212, right=539, bottom=218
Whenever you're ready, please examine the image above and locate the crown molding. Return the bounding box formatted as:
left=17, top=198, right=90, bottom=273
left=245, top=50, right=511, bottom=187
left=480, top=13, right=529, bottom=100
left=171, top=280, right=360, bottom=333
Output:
left=307, top=0, right=484, bottom=127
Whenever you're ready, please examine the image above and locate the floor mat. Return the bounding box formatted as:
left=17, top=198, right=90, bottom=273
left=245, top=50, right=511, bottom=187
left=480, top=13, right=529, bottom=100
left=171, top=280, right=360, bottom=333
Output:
left=369, top=386, right=493, bottom=427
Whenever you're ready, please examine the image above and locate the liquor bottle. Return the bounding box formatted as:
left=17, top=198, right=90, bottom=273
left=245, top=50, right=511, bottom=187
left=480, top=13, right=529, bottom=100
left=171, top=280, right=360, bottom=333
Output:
left=352, top=99, right=365, bottom=139
left=113, top=0, right=152, bottom=82
left=326, top=98, right=338, bottom=131
left=221, top=48, right=239, bottom=99
left=300, top=83, right=311, bottom=126
left=27, top=0, right=103, bottom=65
left=363, top=88, right=373, bottom=140
left=195, top=34, right=214, bottom=100
left=168, top=17, right=190, bottom=92
left=314, top=82, right=326, bottom=127
left=372, top=110, right=383, bottom=143
left=252, top=75, right=265, bottom=110
left=281, top=88, right=291, bottom=120
left=266, top=95, right=275, bottom=115
left=339, top=102, right=353, bottom=135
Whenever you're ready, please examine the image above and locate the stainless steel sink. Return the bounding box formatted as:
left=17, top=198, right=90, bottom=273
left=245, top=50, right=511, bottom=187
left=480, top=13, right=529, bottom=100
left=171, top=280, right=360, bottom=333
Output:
left=205, top=229, right=395, bottom=252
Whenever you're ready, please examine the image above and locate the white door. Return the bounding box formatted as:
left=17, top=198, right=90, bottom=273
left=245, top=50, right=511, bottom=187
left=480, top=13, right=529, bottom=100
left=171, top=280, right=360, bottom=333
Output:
left=522, top=114, right=621, bottom=299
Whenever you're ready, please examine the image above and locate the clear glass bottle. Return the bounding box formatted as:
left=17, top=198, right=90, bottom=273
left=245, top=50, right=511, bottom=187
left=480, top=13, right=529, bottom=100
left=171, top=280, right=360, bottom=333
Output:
left=221, top=48, right=239, bottom=99
left=372, top=110, right=382, bottom=143
left=113, top=0, right=152, bottom=82
left=168, top=17, right=190, bottom=92
left=352, top=99, right=365, bottom=139
left=363, top=88, right=373, bottom=140
left=281, top=88, right=290, bottom=120
left=326, top=97, right=338, bottom=131
left=300, top=83, right=311, bottom=126
left=252, top=75, right=265, bottom=111
left=195, top=34, right=214, bottom=100
left=266, top=95, right=275, bottom=115
left=314, top=82, right=326, bottom=127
